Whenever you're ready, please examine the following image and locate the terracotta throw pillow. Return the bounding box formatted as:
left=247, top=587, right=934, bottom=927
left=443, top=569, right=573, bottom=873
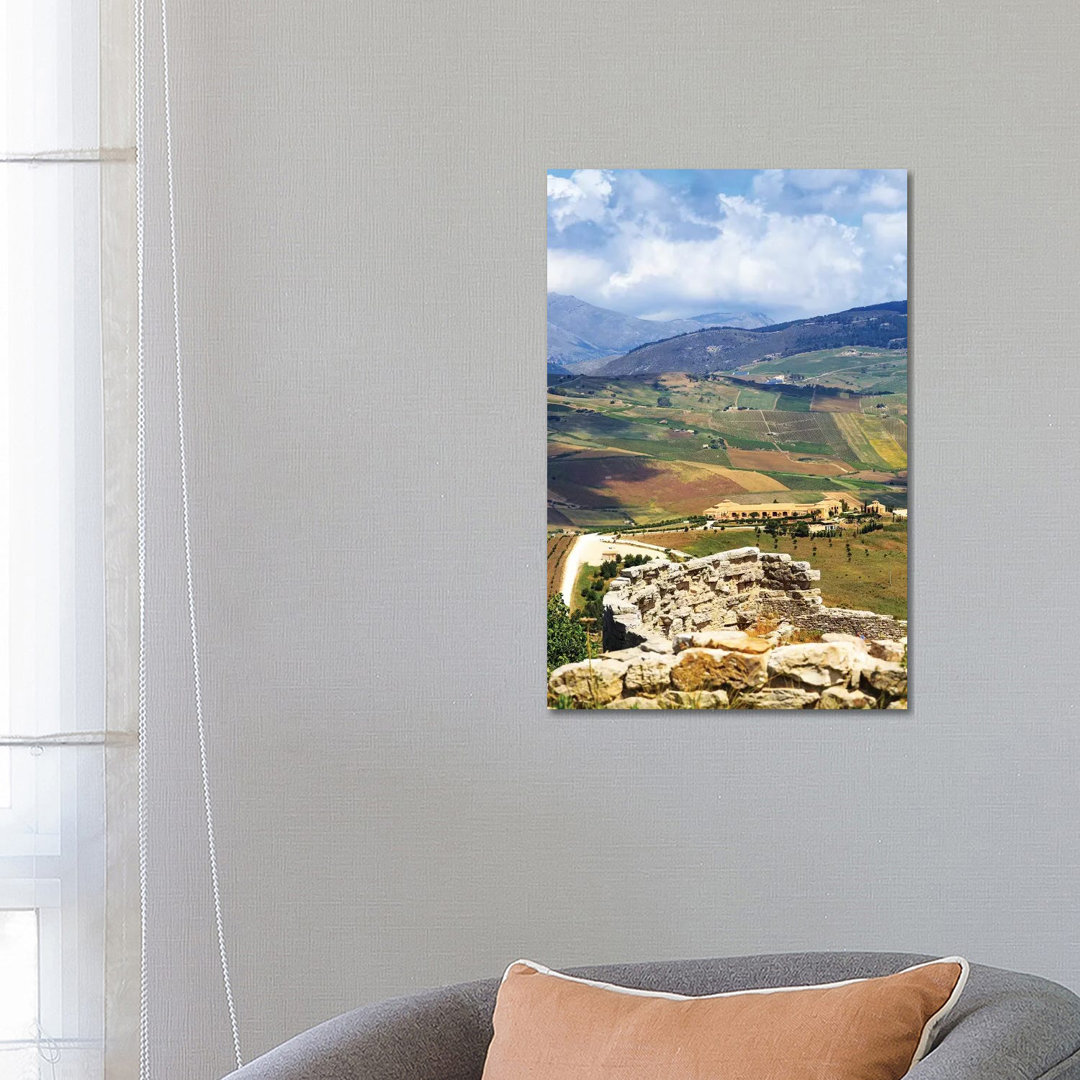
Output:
left=481, top=957, right=968, bottom=1080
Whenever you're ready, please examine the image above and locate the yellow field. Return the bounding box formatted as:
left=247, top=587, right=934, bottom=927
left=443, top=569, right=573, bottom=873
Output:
left=833, top=413, right=907, bottom=470
left=547, top=440, right=645, bottom=459
left=689, top=461, right=788, bottom=492
left=858, top=417, right=907, bottom=468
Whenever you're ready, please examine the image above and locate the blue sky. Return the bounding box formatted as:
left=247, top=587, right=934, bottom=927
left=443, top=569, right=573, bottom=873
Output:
left=547, top=169, right=907, bottom=322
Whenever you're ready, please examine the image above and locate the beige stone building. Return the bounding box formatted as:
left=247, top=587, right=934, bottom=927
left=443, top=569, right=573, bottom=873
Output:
left=707, top=497, right=844, bottom=521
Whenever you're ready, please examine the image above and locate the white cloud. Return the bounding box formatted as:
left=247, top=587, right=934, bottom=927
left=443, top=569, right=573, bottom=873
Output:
left=863, top=210, right=908, bottom=251
left=546, top=248, right=611, bottom=296
left=862, top=178, right=907, bottom=208
left=590, top=196, right=869, bottom=315
left=547, top=170, right=906, bottom=319
left=753, top=168, right=907, bottom=218
left=750, top=170, right=785, bottom=203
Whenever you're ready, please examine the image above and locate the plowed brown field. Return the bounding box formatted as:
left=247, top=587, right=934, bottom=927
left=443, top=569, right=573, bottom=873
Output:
left=546, top=534, right=576, bottom=596
left=726, top=448, right=852, bottom=476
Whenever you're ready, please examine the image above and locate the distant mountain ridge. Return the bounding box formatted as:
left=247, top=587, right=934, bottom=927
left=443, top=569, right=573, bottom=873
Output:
left=547, top=293, right=774, bottom=370
left=596, top=301, right=907, bottom=377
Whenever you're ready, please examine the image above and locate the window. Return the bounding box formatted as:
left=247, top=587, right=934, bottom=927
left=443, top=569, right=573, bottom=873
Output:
left=2, top=2, right=110, bottom=1077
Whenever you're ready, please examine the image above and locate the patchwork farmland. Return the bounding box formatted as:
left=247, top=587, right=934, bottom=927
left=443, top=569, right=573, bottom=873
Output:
left=548, top=363, right=907, bottom=531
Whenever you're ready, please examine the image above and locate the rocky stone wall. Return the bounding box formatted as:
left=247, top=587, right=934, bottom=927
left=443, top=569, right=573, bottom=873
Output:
left=548, top=630, right=908, bottom=710
left=549, top=546, right=908, bottom=709
left=602, top=546, right=905, bottom=652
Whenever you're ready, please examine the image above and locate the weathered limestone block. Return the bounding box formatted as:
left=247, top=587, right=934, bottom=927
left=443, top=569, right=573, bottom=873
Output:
left=724, top=546, right=759, bottom=561
left=660, top=689, right=730, bottom=709
left=721, top=567, right=756, bottom=584
left=671, top=648, right=767, bottom=692
left=867, top=638, right=905, bottom=663
left=822, top=632, right=869, bottom=651
left=604, top=647, right=652, bottom=662
left=638, top=634, right=675, bottom=654
left=738, top=687, right=819, bottom=710
left=886, top=699, right=908, bottom=709
left=673, top=630, right=772, bottom=654
left=604, top=696, right=662, bottom=710
left=766, top=642, right=860, bottom=688
left=817, top=685, right=876, bottom=709
left=858, top=657, right=908, bottom=698
left=548, top=658, right=628, bottom=706
left=624, top=654, right=676, bottom=695
left=633, top=585, right=660, bottom=610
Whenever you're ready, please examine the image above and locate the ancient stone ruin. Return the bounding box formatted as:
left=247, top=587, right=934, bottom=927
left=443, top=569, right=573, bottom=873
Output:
left=549, top=547, right=907, bottom=710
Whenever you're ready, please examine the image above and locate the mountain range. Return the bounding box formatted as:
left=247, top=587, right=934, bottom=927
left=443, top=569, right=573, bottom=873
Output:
left=547, top=293, right=773, bottom=371
left=594, top=301, right=907, bottom=377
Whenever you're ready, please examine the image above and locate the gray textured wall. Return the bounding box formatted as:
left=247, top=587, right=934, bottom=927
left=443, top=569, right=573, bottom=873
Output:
left=137, top=2, right=1080, bottom=1076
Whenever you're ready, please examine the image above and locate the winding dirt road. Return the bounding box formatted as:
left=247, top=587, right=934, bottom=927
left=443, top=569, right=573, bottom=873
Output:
left=559, top=534, right=682, bottom=607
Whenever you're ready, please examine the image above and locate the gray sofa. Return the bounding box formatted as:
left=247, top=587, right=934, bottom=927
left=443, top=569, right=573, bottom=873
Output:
left=223, top=952, right=1080, bottom=1079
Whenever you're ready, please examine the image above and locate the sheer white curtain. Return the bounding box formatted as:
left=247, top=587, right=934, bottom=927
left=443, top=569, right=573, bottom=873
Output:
left=1, top=2, right=130, bottom=1078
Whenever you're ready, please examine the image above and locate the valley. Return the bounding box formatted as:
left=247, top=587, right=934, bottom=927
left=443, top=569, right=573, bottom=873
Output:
left=547, top=298, right=909, bottom=631
left=548, top=364, right=907, bottom=530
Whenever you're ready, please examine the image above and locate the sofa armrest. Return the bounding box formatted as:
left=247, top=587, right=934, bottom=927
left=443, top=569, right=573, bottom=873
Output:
left=909, top=966, right=1080, bottom=1080
left=221, top=979, right=496, bottom=1080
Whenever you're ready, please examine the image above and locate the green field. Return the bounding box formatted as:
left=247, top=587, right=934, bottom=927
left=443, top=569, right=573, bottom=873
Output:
left=773, top=390, right=813, bottom=412
left=548, top=368, right=907, bottom=528
left=669, top=522, right=908, bottom=619
left=570, top=562, right=598, bottom=613
left=731, top=348, right=907, bottom=394
left=734, top=386, right=781, bottom=409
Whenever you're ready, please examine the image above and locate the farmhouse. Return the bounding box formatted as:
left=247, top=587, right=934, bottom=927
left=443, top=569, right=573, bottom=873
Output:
left=864, top=499, right=888, bottom=514
left=892, top=507, right=908, bottom=520
left=706, top=497, right=844, bottom=520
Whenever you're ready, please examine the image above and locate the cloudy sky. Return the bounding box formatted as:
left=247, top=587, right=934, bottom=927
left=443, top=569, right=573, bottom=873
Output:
left=547, top=169, right=907, bottom=322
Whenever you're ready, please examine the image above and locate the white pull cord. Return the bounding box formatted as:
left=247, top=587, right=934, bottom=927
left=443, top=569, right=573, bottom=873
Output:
left=134, top=0, right=151, bottom=1074
left=159, top=0, right=244, bottom=1064
left=135, top=0, right=244, bottom=1070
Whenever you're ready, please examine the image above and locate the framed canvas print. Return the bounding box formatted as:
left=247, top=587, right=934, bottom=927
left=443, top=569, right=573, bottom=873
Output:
left=546, top=169, right=908, bottom=710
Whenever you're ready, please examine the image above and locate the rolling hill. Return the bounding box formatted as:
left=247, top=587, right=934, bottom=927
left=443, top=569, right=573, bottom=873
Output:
left=595, top=301, right=907, bottom=377
left=547, top=293, right=775, bottom=369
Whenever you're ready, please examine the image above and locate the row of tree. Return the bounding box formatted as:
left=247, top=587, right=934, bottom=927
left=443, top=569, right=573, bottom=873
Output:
left=547, top=553, right=655, bottom=670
